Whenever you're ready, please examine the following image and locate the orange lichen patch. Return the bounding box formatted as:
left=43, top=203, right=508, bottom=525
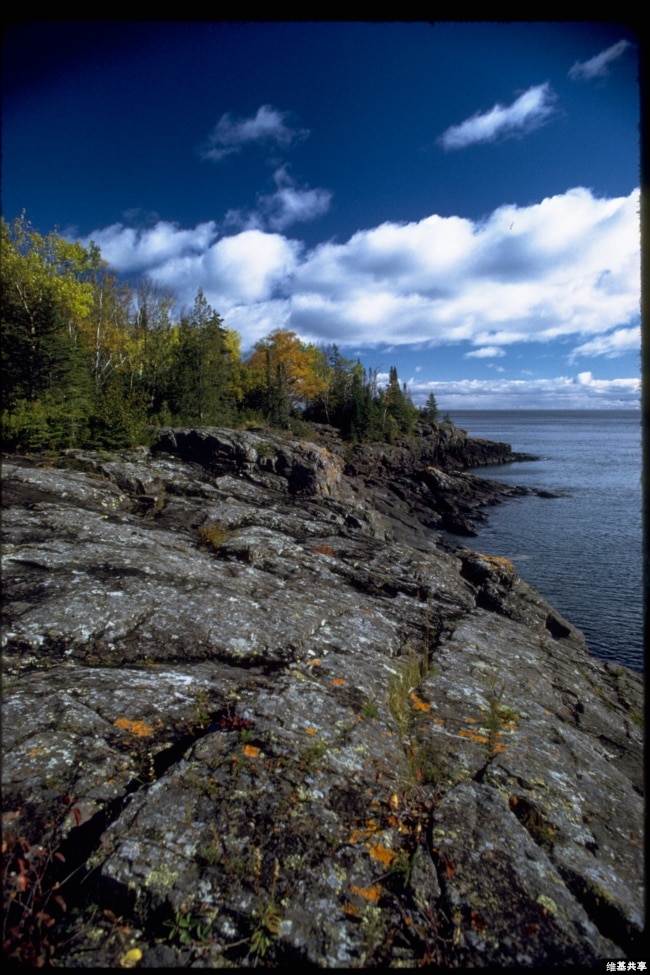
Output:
left=409, top=692, right=431, bottom=712
left=305, top=727, right=318, bottom=735
left=464, top=716, right=478, bottom=724
left=368, top=844, right=397, bottom=867
left=482, top=554, right=515, bottom=575
left=29, top=746, right=47, bottom=757
left=492, top=742, right=508, bottom=753
left=342, top=902, right=361, bottom=917
left=243, top=744, right=260, bottom=758
left=389, top=793, right=399, bottom=810
left=458, top=728, right=490, bottom=744
left=385, top=813, right=410, bottom=835
left=114, top=717, right=156, bottom=738
left=331, top=677, right=346, bottom=686
left=348, top=819, right=381, bottom=845
left=306, top=659, right=322, bottom=667
left=349, top=883, right=382, bottom=903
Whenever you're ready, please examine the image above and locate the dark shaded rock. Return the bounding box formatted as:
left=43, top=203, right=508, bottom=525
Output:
left=1, top=430, right=643, bottom=968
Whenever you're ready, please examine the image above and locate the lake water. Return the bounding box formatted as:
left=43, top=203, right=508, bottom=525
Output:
left=446, top=410, right=643, bottom=674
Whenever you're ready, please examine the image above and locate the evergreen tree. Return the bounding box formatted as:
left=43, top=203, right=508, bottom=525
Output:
left=166, top=290, right=236, bottom=425
left=421, top=392, right=439, bottom=421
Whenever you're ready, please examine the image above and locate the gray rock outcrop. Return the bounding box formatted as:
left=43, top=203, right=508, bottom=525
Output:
left=1, top=425, right=643, bottom=968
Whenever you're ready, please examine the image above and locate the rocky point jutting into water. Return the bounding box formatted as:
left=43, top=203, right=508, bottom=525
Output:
left=1, top=422, right=644, bottom=968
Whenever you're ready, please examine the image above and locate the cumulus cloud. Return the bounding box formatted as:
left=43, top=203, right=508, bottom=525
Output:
left=225, top=165, right=332, bottom=232
left=80, top=220, right=219, bottom=273
left=199, top=105, right=309, bottom=161
left=568, top=40, right=630, bottom=81
left=81, top=186, right=640, bottom=363
left=439, top=83, right=556, bottom=150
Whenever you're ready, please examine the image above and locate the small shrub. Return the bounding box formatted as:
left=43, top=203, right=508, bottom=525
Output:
left=197, top=523, right=230, bottom=550
left=255, top=440, right=276, bottom=459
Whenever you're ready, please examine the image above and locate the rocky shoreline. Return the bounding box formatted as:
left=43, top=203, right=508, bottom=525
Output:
left=1, top=423, right=644, bottom=967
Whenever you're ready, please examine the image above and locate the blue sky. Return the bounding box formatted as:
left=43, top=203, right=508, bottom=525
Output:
left=2, top=21, right=641, bottom=409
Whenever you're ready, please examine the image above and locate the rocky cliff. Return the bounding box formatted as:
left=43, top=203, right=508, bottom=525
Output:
left=1, top=424, right=644, bottom=968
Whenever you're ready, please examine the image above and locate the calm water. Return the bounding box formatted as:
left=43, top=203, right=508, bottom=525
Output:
left=447, top=410, right=643, bottom=673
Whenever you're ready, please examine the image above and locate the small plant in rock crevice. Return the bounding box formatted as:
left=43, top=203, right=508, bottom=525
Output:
left=190, top=685, right=212, bottom=727
left=247, top=851, right=283, bottom=963
left=163, top=906, right=212, bottom=946
left=361, top=698, right=380, bottom=720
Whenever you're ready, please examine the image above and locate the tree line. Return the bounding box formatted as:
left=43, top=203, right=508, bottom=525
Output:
left=1, top=215, right=439, bottom=451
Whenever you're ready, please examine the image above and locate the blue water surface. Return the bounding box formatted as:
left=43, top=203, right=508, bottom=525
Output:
left=447, top=410, right=643, bottom=673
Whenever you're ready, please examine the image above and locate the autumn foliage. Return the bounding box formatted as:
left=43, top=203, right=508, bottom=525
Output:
left=2, top=215, right=422, bottom=451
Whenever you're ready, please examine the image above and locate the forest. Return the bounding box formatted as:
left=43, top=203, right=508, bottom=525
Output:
left=1, top=215, right=439, bottom=452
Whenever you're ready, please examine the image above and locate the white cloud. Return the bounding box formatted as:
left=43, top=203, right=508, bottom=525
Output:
left=80, top=220, right=218, bottom=273
left=570, top=326, right=641, bottom=361
left=81, top=186, right=640, bottom=362
left=464, top=346, right=506, bottom=359
left=568, top=40, right=630, bottom=81
left=439, top=83, right=556, bottom=150
left=408, top=374, right=640, bottom=410
left=199, top=105, right=309, bottom=161
left=225, top=166, right=332, bottom=233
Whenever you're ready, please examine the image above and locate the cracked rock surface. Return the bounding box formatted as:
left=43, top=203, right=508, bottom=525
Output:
left=1, top=424, right=643, bottom=967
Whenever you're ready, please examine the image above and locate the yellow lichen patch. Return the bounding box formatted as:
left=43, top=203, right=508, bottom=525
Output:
left=305, top=727, right=317, bottom=735
left=433, top=716, right=445, bottom=726
left=243, top=744, right=260, bottom=758
left=114, top=718, right=156, bottom=738
left=29, top=746, right=47, bottom=757
left=349, top=883, right=382, bottom=903
left=331, top=677, right=346, bottom=686
left=368, top=844, right=397, bottom=867
left=409, top=691, right=431, bottom=712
